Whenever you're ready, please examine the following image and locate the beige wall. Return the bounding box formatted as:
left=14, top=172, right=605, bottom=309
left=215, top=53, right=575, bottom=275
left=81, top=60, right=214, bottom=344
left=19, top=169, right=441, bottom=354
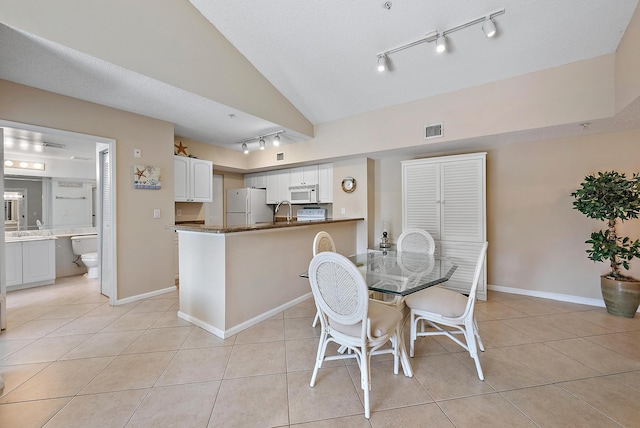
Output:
left=245, top=54, right=616, bottom=171
left=332, top=157, right=371, bottom=252
left=615, top=2, right=640, bottom=113
left=1, top=79, right=176, bottom=299
left=487, top=128, right=640, bottom=299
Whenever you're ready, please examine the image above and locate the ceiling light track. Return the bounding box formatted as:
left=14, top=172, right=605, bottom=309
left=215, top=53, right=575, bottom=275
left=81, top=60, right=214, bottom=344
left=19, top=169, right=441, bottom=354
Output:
left=377, top=8, right=505, bottom=70
left=236, top=130, right=285, bottom=154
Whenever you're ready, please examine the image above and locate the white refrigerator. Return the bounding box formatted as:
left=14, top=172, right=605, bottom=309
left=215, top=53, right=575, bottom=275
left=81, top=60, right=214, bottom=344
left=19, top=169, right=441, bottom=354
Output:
left=226, top=188, right=273, bottom=226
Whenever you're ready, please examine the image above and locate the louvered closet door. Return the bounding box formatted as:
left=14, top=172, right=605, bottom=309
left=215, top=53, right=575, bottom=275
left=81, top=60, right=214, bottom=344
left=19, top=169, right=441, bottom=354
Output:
left=440, top=159, right=484, bottom=242
left=402, top=163, right=441, bottom=240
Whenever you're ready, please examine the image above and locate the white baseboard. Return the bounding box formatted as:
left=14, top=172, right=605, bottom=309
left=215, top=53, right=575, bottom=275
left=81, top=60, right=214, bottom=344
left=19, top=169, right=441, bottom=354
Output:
left=488, top=284, right=640, bottom=312
left=178, top=292, right=314, bottom=339
left=178, top=311, right=225, bottom=338
left=115, top=285, right=177, bottom=306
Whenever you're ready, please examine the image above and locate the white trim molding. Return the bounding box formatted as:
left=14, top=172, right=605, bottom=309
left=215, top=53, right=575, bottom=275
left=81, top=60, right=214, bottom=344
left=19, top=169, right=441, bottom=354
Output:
left=488, top=284, right=640, bottom=313
left=115, top=285, right=177, bottom=306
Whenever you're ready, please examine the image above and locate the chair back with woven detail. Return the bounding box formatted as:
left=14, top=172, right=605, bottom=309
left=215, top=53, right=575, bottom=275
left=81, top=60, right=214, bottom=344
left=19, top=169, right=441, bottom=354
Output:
left=397, top=228, right=435, bottom=254
left=313, top=231, right=336, bottom=256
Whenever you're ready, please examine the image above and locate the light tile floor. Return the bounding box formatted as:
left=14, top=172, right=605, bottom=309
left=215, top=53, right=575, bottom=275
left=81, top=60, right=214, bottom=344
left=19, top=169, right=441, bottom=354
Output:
left=1, top=275, right=640, bottom=427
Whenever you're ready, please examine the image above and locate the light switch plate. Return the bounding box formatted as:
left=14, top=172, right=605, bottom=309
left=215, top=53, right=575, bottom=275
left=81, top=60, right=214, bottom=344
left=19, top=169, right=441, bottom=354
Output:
left=153, top=209, right=160, bottom=219
left=134, top=148, right=141, bottom=158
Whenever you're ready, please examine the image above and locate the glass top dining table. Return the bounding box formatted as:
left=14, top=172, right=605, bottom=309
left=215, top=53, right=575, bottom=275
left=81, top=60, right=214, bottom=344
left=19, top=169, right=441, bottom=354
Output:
left=301, top=249, right=458, bottom=297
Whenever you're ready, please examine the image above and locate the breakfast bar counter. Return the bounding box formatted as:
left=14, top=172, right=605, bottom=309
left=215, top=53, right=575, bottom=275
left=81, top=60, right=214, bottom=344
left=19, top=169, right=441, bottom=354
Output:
left=171, top=218, right=363, bottom=338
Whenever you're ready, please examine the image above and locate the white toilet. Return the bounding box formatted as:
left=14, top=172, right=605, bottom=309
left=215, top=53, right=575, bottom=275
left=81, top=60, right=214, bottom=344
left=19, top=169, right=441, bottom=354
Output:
left=71, top=235, right=99, bottom=279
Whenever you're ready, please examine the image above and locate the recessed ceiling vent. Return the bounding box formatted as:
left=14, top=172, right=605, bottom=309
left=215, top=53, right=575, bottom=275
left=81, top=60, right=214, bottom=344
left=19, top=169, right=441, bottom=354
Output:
left=276, top=152, right=285, bottom=162
left=424, top=122, right=443, bottom=140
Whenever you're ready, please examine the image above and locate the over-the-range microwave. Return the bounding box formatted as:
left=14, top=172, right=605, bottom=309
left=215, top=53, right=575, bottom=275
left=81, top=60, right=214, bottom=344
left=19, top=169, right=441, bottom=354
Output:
left=289, top=184, right=318, bottom=204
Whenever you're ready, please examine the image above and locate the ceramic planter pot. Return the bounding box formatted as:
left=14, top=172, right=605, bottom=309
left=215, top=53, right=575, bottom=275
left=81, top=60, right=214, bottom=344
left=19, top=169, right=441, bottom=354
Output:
left=600, top=276, right=640, bottom=318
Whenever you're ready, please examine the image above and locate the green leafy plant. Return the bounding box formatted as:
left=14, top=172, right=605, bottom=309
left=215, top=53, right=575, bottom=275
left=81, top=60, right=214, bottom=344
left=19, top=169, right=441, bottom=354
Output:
left=571, top=171, right=640, bottom=280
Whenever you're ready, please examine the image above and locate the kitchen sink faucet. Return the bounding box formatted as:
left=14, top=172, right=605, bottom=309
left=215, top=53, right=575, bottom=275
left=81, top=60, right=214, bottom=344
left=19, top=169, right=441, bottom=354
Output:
left=275, top=200, right=293, bottom=222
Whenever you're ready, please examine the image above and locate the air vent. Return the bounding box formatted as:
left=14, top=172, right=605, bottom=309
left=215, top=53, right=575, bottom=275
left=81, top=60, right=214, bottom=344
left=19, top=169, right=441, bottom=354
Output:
left=276, top=152, right=285, bottom=162
left=424, top=122, right=443, bottom=140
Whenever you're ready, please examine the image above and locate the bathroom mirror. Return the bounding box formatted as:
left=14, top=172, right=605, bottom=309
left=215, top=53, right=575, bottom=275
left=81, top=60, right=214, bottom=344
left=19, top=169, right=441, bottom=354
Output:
left=4, top=175, right=96, bottom=231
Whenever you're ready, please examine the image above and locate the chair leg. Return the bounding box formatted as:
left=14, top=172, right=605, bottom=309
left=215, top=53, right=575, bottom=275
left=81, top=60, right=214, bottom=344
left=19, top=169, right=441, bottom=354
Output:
left=473, top=317, right=485, bottom=352
left=409, top=311, right=416, bottom=358
left=392, top=327, right=400, bottom=375
left=361, top=348, right=371, bottom=419
left=464, top=320, right=484, bottom=380
left=312, top=311, right=320, bottom=328
left=310, top=331, right=328, bottom=387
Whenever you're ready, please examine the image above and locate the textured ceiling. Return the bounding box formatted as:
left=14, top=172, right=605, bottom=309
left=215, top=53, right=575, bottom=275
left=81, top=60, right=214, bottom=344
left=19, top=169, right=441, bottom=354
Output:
left=1, top=0, right=639, bottom=161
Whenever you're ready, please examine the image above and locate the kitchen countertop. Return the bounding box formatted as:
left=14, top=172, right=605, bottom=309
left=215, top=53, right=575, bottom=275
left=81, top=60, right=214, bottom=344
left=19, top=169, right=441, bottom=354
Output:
left=170, top=217, right=364, bottom=234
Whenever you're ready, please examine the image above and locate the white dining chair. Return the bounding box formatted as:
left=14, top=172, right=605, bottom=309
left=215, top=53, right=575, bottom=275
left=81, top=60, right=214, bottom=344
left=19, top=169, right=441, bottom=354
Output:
left=311, top=231, right=336, bottom=328
left=308, top=251, right=403, bottom=419
left=404, top=241, right=488, bottom=380
left=396, top=228, right=435, bottom=254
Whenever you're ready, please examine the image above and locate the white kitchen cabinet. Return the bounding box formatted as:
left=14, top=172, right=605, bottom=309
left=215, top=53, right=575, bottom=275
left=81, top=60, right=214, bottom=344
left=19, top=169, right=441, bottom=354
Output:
left=290, top=165, right=318, bottom=186
left=5, top=242, right=22, bottom=287
left=244, top=172, right=266, bottom=189
left=402, top=152, right=487, bottom=300
left=318, top=163, right=333, bottom=203
left=266, top=169, right=291, bottom=204
left=174, top=156, right=213, bottom=202
left=6, top=239, right=56, bottom=290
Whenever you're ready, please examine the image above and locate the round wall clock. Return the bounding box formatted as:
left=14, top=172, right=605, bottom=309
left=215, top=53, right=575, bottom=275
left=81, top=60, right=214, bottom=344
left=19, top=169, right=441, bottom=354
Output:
left=341, top=177, right=357, bottom=193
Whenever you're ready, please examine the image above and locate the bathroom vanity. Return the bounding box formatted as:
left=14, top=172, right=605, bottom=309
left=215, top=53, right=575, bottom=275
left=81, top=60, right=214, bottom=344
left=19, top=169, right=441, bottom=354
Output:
left=4, top=227, right=97, bottom=291
left=5, top=236, right=56, bottom=291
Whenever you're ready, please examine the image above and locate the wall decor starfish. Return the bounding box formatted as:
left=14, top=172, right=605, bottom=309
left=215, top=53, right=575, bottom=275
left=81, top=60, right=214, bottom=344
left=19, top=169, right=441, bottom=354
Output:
left=135, top=166, right=147, bottom=180
left=175, top=141, right=189, bottom=156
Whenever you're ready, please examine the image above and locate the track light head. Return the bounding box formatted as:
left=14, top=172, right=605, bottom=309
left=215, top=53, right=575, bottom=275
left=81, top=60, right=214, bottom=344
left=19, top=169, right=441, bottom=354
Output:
left=242, top=142, right=249, bottom=154
left=482, top=17, right=497, bottom=38
left=273, top=134, right=280, bottom=147
left=377, top=55, right=387, bottom=72
left=435, top=34, right=447, bottom=53
left=259, top=138, right=265, bottom=150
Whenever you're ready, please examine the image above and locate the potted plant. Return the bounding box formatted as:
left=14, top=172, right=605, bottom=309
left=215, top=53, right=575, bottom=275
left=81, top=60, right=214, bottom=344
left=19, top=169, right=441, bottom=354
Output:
left=571, top=171, right=640, bottom=318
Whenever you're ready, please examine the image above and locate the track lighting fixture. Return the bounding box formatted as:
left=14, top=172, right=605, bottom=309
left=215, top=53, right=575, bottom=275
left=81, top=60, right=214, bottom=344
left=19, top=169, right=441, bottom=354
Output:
left=435, top=34, right=446, bottom=53
left=237, top=130, right=286, bottom=154
left=482, top=17, right=497, bottom=38
left=376, top=8, right=504, bottom=70
left=377, top=55, right=387, bottom=72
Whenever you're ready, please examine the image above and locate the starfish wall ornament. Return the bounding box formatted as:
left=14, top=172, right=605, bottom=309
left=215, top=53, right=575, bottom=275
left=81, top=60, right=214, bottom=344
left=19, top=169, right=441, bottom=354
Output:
left=135, top=167, right=147, bottom=180
left=175, top=141, right=189, bottom=156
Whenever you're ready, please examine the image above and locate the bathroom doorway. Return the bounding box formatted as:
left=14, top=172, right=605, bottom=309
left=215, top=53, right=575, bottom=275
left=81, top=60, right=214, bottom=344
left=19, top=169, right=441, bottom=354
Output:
left=1, top=120, right=117, bottom=310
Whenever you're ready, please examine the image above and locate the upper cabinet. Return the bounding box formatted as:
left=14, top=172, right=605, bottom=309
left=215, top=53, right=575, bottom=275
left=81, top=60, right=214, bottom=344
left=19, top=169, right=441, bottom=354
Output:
left=244, top=172, right=267, bottom=189
left=266, top=169, right=291, bottom=204
left=317, top=163, right=333, bottom=203
left=174, top=156, right=213, bottom=202
left=289, top=165, right=318, bottom=186
left=257, top=162, right=333, bottom=204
